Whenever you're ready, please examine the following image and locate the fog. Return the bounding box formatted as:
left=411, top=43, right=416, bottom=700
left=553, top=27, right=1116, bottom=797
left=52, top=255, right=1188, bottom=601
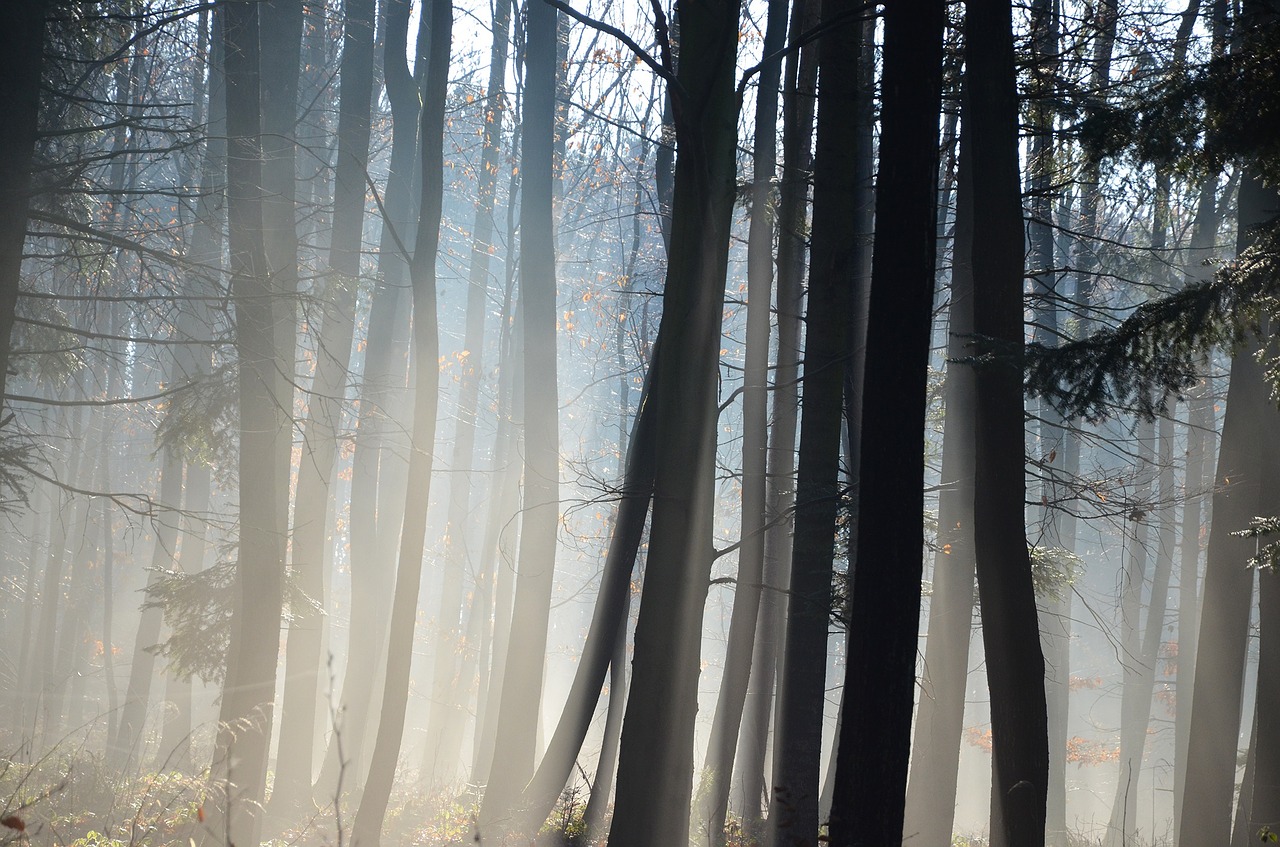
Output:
left=0, top=0, right=1277, bottom=846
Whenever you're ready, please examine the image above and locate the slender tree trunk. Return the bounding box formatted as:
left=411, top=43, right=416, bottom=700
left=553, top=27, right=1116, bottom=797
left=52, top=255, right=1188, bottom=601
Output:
left=478, top=0, right=561, bottom=821
left=313, top=0, right=422, bottom=799
left=348, top=0, right=450, bottom=838
left=736, top=0, right=818, bottom=827
left=767, top=2, right=867, bottom=842
left=422, top=0, right=512, bottom=786
left=270, top=0, right=376, bottom=815
left=698, top=0, right=786, bottom=842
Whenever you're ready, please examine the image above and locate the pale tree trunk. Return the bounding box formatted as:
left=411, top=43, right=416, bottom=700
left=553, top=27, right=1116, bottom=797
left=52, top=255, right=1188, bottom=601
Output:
left=348, top=0, right=450, bottom=838
left=269, top=0, right=376, bottom=816
left=209, top=3, right=288, bottom=845
left=478, top=0, right=561, bottom=822
left=736, top=0, right=817, bottom=827
left=313, top=0, right=422, bottom=799
left=422, top=0, right=512, bottom=786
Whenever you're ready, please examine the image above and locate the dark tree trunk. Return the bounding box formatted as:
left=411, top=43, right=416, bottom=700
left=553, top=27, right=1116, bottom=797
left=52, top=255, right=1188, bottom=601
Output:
left=0, top=0, right=48, bottom=411
left=902, top=115, right=978, bottom=847
left=699, top=0, right=787, bottom=841
left=606, top=0, right=742, bottom=842
left=766, top=1, right=867, bottom=842
left=826, top=0, right=945, bottom=842
left=965, top=0, right=1050, bottom=840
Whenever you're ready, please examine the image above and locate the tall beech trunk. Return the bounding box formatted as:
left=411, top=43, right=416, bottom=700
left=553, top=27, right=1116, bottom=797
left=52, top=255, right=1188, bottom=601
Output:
left=210, top=4, right=287, bottom=845
left=827, top=0, right=944, bottom=843
left=699, top=0, right=786, bottom=842
left=736, top=0, right=818, bottom=826
left=606, top=0, right=742, bottom=842
left=270, top=0, right=376, bottom=815
left=349, top=0, right=450, bottom=838
left=1178, top=174, right=1280, bottom=847
left=314, top=0, right=424, bottom=799
left=902, top=120, right=977, bottom=847
left=0, top=0, right=48, bottom=410
left=478, top=0, right=561, bottom=821
left=422, top=0, right=512, bottom=786
left=766, top=2, right=865, bottom=843
left=964, top=0, right=1050, bottom=841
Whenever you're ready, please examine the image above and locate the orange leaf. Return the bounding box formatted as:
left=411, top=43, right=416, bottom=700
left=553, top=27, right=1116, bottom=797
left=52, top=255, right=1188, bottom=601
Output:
left=2, top=815, right=26, bottom=832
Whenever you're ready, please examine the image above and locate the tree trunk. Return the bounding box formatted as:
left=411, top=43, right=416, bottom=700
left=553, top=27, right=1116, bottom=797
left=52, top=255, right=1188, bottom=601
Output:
left=270, top=0, right=376, bottom=816
left=422, top=0, right=512, bottom=787
left=766, top=2, right=867, bottom=842
left=698, top=0, right=786, bottom=842
left=966, top=0, right=1051, bottom=839
left=347, top=0, right=450, bottom=839
left=606, top=1, right=742, bottom=842
left=736, top=0, right=818, bottom=827
left=826, top=0, right=945, bottom=842
left=0, top=0, right=49, bottom=410
left=902, top=113, right=978, bottom=847
left=1178, top=174, right=1280, bottom=847
left=210, top=3, right=287, bottom=845
left=477, top=0, right=561, bottom=821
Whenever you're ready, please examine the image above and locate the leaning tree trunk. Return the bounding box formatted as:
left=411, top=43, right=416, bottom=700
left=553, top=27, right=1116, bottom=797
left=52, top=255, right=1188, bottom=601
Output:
left=827, top=0, right=945, bottom=842
left=347, top=0, right=450, bottom=840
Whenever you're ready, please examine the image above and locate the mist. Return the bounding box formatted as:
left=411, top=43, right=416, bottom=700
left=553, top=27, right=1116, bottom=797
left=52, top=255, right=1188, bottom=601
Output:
left=1, top=1, right=1279, bottom=846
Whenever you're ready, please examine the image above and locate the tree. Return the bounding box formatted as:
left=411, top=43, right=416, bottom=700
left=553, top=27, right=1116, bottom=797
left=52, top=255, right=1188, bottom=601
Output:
left=348, top=0, right=451, bottom=839
left=827, top=0, right=945, bottom=841
left=606, top=0, right=743, bottom=842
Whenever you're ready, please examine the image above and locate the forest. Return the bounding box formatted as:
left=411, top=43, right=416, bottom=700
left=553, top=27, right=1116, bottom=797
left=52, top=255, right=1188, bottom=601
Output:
left=1, top=0, right=1279, bottom=844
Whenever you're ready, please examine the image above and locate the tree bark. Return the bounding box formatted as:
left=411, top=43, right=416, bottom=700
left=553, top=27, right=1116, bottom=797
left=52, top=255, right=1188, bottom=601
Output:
left=826, top=0, right=945, bottom=842
left=606, top=1, right=742, bottom=842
